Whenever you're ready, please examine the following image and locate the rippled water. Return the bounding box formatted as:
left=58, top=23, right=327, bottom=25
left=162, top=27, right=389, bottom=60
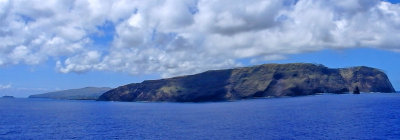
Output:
left=1, top=94, right=400, bottom=139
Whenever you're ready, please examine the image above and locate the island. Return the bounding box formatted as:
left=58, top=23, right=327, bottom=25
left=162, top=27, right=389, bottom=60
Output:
left=29, top=87, right=112, bottom=100
left=98, top=63, right=395, bottom=102
left=1, top=95, right=15, bottom=99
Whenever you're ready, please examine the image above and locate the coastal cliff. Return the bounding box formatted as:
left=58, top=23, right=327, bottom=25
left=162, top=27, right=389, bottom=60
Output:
left=98, top=63, right=395, bottom=102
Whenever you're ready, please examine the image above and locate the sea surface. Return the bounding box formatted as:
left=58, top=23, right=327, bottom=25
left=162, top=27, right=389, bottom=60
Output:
left=1, top=93, right=400, bottom=139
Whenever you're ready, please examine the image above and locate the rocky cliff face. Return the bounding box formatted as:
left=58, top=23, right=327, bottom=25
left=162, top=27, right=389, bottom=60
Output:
left=98, top=63, right=395, bottom=102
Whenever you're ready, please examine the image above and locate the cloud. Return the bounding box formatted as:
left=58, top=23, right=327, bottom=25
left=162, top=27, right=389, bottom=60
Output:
left=0, top=84, right=11, bottom=89
left=56, top=51, right=102, bottom=73
left=1, top=0, right=400, bottom=77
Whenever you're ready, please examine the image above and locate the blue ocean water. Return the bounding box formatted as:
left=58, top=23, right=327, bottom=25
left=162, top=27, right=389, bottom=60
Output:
left=1, top=94, right=400, bottom=139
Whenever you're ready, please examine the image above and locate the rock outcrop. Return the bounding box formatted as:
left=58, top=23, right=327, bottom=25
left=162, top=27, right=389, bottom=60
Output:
left=98, top=63, right=395, bottom=102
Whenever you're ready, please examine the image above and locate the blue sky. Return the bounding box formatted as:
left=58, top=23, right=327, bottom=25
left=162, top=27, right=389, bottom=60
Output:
left=0, top=0, right=400, bottom=97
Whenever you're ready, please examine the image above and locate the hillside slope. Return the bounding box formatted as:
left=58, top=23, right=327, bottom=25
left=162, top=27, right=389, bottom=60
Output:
left=30, top=87, right=112, bottom=100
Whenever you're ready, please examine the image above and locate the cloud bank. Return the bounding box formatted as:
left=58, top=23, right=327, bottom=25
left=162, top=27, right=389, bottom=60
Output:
left=0, top=84, right=11, bottom=89
left=1, top=0, right=400, bottom=77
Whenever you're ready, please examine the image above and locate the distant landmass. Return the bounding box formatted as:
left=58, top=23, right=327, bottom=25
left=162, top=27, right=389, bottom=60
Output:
left=98, top=63, right=395, bottom=102
left=30, top=87, right=112, bottom=100
left=1, top=95, right=14, bottom=99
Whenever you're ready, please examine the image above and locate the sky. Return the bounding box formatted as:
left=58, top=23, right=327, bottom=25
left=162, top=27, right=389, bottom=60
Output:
left=0, top=0, right=400, bottom=97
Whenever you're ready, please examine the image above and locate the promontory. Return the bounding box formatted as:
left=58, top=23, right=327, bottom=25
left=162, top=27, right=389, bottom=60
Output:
left=98, top=63, right=395, bottom=102
left=30, top=87, right=112, bottom=100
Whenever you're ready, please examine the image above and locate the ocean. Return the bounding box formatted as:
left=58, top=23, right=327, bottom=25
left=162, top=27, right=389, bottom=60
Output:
left=1, top=93, right=400, bottom=139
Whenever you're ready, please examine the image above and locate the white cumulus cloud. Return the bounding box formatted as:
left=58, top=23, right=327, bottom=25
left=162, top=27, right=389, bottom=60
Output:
left=0, top=84, right=11, bottom=89
left=0, top=0, right=400, bottom=77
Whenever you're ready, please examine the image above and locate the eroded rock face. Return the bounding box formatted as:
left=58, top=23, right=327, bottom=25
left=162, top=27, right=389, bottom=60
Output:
left=98, top=63, right=395, bottom=102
